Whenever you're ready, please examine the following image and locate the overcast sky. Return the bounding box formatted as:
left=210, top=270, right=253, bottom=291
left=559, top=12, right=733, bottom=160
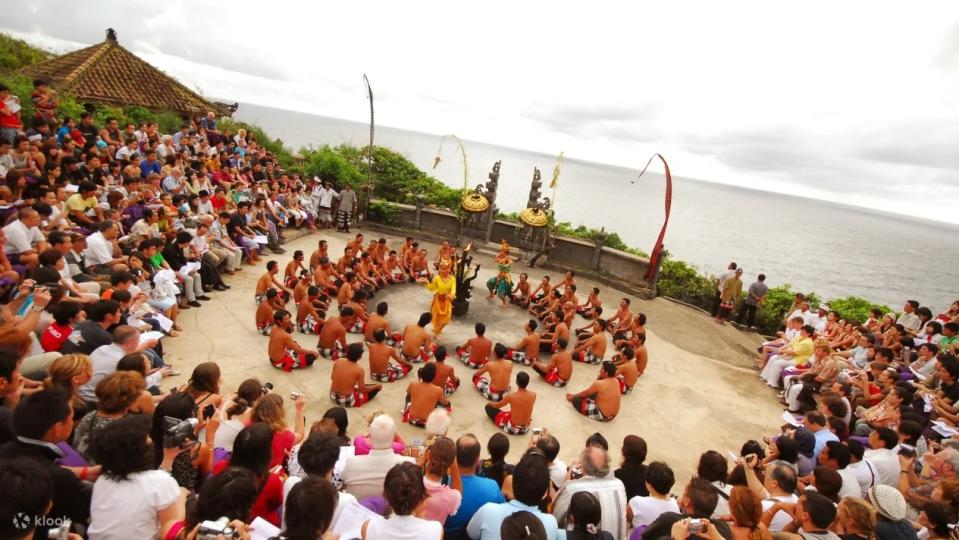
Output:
left=6, top=1, right=959, bottom=224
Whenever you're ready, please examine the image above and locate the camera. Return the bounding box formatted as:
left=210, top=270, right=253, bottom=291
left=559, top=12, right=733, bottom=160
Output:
left=197, top=517, right=236, bottom=540
left=899, top=444, right=916, bottom=458
left=570, top=464, right=585, bottom=480
left=290, top=391, right=302, bottom=400
left=532, top=427, right=542, bottom=435
left=162, top=416, right=198, bottom=449
left=262, top=382, right=273, bottom=394
left=687, top=518, right=703, bottom=534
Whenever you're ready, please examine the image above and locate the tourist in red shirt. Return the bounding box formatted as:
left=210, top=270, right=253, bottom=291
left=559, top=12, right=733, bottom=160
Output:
left=40, top=301, right=82, bottom=352
left=213, top=423, right=284, bottom=526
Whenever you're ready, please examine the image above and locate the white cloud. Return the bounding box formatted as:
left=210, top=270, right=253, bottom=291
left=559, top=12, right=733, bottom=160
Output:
left=4, top=0, right=959, bottom=223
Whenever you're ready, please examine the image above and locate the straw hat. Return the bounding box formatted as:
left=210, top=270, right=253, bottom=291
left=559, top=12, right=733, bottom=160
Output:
left=867, top=485, right=907, bottom=522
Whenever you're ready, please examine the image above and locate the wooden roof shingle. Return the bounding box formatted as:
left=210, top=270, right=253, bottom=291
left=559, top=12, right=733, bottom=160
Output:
left=21, top=29, right=230, bottom=116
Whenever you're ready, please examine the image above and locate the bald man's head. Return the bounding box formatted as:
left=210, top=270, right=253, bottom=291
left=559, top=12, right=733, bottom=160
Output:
left=456, top=433, right=481, bottom=470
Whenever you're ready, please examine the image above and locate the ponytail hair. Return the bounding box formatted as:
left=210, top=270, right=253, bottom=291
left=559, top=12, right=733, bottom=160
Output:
left=226, top=378, right=264, bottom=419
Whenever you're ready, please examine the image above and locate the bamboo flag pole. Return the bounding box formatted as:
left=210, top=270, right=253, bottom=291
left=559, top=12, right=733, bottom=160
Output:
left=433, top=134, right=470, bottom=195
left=362, top=74, right=374, bottom=217
left=549, top=151, right=564, bottom=214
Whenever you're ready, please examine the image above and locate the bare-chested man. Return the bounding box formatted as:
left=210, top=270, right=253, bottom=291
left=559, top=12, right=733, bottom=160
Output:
left=317, top=306, right=354, bottom=359
left=336, top=272, right=355, bottom=307
left=312, top=256, right=341, bottom=297
left=398, top=237, right=415, bottom=262
left=539, top=309, right=570, bottom=352
left=284, top=250, right=306, bottom=288
left=255, top=288, right=281, bottom=335
left=296, top=285, right=326, bottom=335
left=606, top=297, right=634, bottom=338
left=561, top=270, right=576, bottom=291
left=572, top=319, right=609, bottom=365
left=309, top=239, right=329, bottom=269
left=336, top=246, right=355, bottom=275
left=383, top=250, right=408, bottom=284
left=566, top=362, right=621, bottom=422
left=401, top=241, right=418, bottom=274
left=529, top=275, right=552, bottom=305
left=507, top=319, right=541, bottom=366
left=530, top=288, right=560, bottom=319
left=365, top=301, right=402, bottom=345
left=509, top=273, right=532, bottom=306
left=532, top=337, right=573, bottom=387
left=612, top=347, right=640, bottom=394
left=346, top=233, right=366, bottom=256
left=615, top=313, right=648, bottom=351
left=403, top=362, right=451, bottom=427
left=456, top=322, right=493, bottom=369
left=435, top=240, right=454, bottom=267
left=472, top=343, right=513, bottom=402
left=411, top=248, right=431, bottom=280
left=371, top=238, right=388, bottom=266
left=401, top=312, right=436, bottom=363
left=292, top=271, right=313, bottom=304
left=617, top=334, right=648, bottom=376
left=485, top=372, right=537, bottom=435
left=431, top=346, right=460, bottom=397
left=356, top=252, right=383, bottom=290
left=255, top=260, right=288, bottom=303
left=368, top=328, right=412, bottom=383
left=345, top=290, right=369, bottom=334
left=268, top=309, right=318, bottom=371
left=330, top=342, right=381, bottom=407
left=577, top=287, right=603, bottom=319
left=560, top=284, right=579, bottom=310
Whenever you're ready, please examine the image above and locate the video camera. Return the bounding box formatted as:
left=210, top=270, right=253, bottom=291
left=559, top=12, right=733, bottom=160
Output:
left=162, top=416, right=198, bottom=449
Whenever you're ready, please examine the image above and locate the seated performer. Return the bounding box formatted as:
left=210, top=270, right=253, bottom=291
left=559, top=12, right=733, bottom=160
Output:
left=368, top=329, right=412, bottom=383
left=383, top=250, right=408, bottom=283
left=577, top=287, right=603, bottom=319
left=308, top=238, right=329, bottom=270
left=605, top=298, right=633, bottom=335
left=255, top=288, right=280, bottom=335
left=268, top=309, right=318, bottom=371
left=507, top=319, right=541, bottom=366
left=539, top=309, right=570, bottom=352
left=613, top=334, right=648, bottom=377
left=509, top=273, right=532, bottom=306
left=566, top=362, right=621, bottom=422
left=317, top=306, right=355, bottom=359
left=612, top=349, right=639, bottom=395
left=401, top=312, right=436, bottom=363
left=457, top=322, right=492, bottom=369
left=284, top=250, right=306, bottom=289
left=256, top=260, right=288, bottom=304
left=572, top=320, right=608, bottom=365
left=485, top=372, right=537, bottom=436
left=431, top=346, right=460, bottom=397
left=295, top=285, right=325, bottom=335
left=403, top=363, right=451, bottom=427
left=614, top=313, right=647, bottom=351
left=312, top=256, right=341, bottom=297
left=472, top=343, right=513, bottom=402
left=292, top=269, right=313, bottom=304
left=329, top=342, right=382, bottom=407
left=533, top=338, right=573, bottom=387
left=529, top=275, right=552, bottom=305
left=411, top=248, right=432, bottom=281
left=365, top=301, right=401, bottom=345
left=345, top=290, right=369, bottom=334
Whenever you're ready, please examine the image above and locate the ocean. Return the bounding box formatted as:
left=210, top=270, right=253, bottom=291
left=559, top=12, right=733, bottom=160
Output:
left=234, top=103, right=959, bottom=312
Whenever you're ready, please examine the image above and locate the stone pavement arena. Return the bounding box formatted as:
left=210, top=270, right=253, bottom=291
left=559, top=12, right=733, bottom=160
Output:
left=164, top=228, right=784, bottom=480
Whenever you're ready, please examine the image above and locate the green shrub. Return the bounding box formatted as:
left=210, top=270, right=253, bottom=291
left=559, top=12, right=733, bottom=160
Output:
left=368, top=200, right=400, bottom=225
left=656, top=255, right=716, bottom=308
left=826, top=296, right=891, bottom=325
left=0, top=34, right=53, bottom=72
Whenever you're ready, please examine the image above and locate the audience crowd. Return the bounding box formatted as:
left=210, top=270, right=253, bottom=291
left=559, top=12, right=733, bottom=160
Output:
left=2, top=88, right=959, bottom=540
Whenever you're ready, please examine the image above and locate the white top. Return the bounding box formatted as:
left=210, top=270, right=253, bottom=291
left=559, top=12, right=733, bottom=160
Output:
left=312, top=186, right=338, bottom=207
left=549, top=458, right=567, bottom=490
left=762, top=493, right=799, bottom=531
left=196, top=200, right=215, bottom=215
left=864, top=448, right=899, bottom=487
left=79, top=343, right=125, bottom=403
left=341, top=448, right=414, bottom=500
left=3, top=219, right=43, bottom=254
left=837, top=466, right=862, bottom=499
left=710, top=481, right=732, bottom=519
left=213, top=404, right=246, bottom=452
left=847, top=459, right=876, bottom=494
left=84, top=231, right=115, bottom=266
left=553, top=475, right=629, bottom=540
left=628, top=495, right=679, bottom=527
left=88, top=469, right=180, bottom=540
left=363, top=514, right=442, bottom=540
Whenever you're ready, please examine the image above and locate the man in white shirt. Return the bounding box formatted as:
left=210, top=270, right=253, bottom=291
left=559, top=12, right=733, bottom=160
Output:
left=3, top=207, right=46, bottom=268
left=551, top=446, right=628, bottom=540
left=897, top=300, right=922, bottom=335
left=129, top=208, right=160, bottom=243
left=196, top=190, right=215, bottom=215
left=83, top=220, right=126, bottom=275
left=210, top=213, right=242, bottom=273
left=863, top=427, right=900, bottom=487
left=744, top=457, right=799, bottom=532
left=310, top=180, right=337, bottom=228
left=114, top=139, right=138, bottom=162
left=78, top=325, right=160, bottom=403
left=846, top=439, right=876, bottom=495
left=534, top=431, right=567, bottom=491
left=819, top=440, right=862, bottom=498
left=340, top=414, right=412, bottom=500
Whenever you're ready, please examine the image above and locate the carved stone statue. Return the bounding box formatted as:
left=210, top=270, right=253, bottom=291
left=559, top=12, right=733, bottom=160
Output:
left=527, top=167, right=542, bottom=209
left=486, top=160, right=500, bottom=194
left=452, top=249, right=481, bottom=316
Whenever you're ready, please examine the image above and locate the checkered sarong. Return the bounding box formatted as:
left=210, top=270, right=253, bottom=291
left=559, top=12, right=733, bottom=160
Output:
left=371, top=362, right=410, bottom=383
left=319, top=341, right=345, bottom=360
left=573, top=396, right=615, bottom=422
left=573, top=351, right=603, bottom=365
left=444, top=376, right=460, bottom=397
left=507, top=349, right=533, bottom=366
left=493, top=411, right=530, bottom=435
left=616, top=374, right=633, bottom=395
left=256, top=322, right=272, bottom=336
left=330, top=389, right=369, bottom=408
left=457, top=346, right=487, bottom=369
left=297, top=315, right=322, bottom=335
left=543, top=367, right=568, bottom=388
left=473, top=375, right=507, bottom=402
left=348, top=319, right=367, bottom=335
left=271, top=349, right=316, bottom=372
left=402, top=344, right=435, bottom=364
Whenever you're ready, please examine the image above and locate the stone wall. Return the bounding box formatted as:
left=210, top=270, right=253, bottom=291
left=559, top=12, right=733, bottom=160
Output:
left=368, top=200, right=660, bottom=298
